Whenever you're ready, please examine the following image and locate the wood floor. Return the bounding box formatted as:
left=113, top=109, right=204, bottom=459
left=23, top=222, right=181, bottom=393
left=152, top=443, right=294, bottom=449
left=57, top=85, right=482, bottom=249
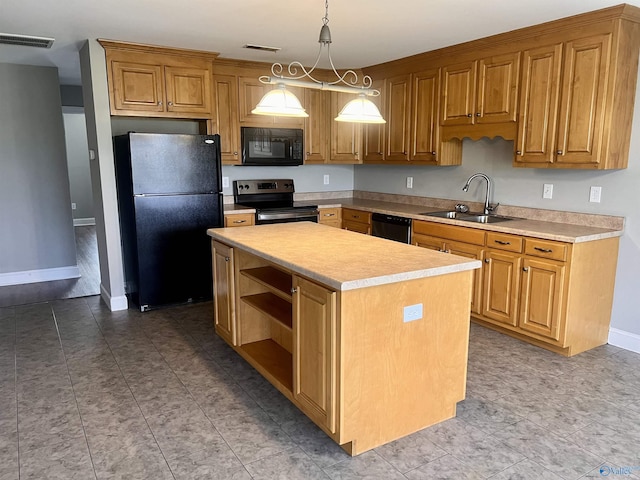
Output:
left=0, top=225, right=100, bottom=307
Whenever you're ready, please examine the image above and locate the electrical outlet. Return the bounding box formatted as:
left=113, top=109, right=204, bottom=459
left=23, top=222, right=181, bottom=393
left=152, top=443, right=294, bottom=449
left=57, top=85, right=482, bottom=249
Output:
left=403, top=304, right=423, bottom=322
left=222, top=177, right=229, bottom=188
left=543, top=184, right=553, bottom=199
left=406, top=176, right=413, bottom=189
left=323, top=174, right=330, bottom=185
left=71, top=203, right=77, bottom=210
left=589, top=186, right=602, bottom=203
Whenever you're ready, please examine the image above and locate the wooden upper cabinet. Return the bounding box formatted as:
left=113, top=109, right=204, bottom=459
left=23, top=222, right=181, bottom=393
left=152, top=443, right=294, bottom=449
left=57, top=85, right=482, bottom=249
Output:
left=110, top=61, right=164, bottom=112
left=363, top=80, right=386, bottom=163
left=385, top=74, right=411, bottom=161
left=476, top=52, right=520, bottom=124
left=515, top=43, right=563, bottom=165
left=516, top=33, right=618, bottom=169
left=555, top=34, right=611, bottom=167
left=212, top=74, right=240, bottom=165
left=441, top=61, right=477, bottom=126
left=101, top=42, right=215, bottom=118
left=164, top=65, right=211, bottom=115
left=330, top=91, right=362, bottom=164
left=411, top=69, right=441, bottom=162
left=304, top=89, right=330, bottom=164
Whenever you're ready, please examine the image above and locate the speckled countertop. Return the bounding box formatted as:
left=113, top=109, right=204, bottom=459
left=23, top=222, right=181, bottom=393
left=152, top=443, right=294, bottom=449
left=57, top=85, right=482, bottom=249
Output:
left=224, top=194, right=624, bottom=244
left=208, top=223, right=480, bottom=291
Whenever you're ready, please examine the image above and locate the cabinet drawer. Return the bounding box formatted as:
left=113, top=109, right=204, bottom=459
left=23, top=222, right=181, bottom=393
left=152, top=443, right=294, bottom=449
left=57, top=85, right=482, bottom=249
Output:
left=224, top=213, right=255, bottom=227
left=486, top=232, right=523, bottom=252
left=412, top=220, right=485, bottom=246
left=524, top=238, right=568, bottom=262
left=342, top=209, right=371, bottom=224
left=319, top=208, right=342, bottom=223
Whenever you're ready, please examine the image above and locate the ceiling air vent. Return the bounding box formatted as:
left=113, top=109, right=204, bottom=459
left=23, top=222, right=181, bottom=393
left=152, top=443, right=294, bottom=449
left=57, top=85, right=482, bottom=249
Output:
left=243, top=44, right=281, bottom=53
left=0, top=33, right=54, bottom=48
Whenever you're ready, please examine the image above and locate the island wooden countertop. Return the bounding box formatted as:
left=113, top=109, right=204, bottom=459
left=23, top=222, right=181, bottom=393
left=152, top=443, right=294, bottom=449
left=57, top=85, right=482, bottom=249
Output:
left=208, top=222, right=480, bottom=291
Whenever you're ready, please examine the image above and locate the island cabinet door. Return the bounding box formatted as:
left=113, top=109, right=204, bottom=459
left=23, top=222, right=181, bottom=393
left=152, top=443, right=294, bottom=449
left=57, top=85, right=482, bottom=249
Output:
left=292, top=276, right=338, bottom=434
left=212, top=241, right=236, bottom=345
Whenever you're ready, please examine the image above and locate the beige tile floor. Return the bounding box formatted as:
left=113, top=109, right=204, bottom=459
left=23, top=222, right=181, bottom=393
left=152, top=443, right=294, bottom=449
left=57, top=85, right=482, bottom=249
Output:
left=1, top=296, right=639, bottom=479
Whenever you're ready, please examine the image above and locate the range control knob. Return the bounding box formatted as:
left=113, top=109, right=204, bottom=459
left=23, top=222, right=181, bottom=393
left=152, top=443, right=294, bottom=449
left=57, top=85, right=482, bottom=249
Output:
left=238, top=185, right=244, bottom=190
left=244, top=184, right=250, bottom=189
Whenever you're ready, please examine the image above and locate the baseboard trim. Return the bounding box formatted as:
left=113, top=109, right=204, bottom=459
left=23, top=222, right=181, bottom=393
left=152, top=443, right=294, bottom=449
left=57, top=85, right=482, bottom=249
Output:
left=608, top=328, right=640, bottom=354
left=0, top=266, right=81, bottom=286
left=100, top=284, right=128, bottom=311
left=73, top=217, right=96, bottom=226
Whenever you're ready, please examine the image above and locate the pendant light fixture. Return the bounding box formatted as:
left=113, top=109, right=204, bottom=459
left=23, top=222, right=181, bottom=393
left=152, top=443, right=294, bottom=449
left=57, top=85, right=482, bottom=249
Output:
left=252, top=0, right=385, bottom=124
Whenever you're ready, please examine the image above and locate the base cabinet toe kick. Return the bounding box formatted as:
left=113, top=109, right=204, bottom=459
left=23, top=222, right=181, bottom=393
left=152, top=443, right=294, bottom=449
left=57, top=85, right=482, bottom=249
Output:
left=209, top=223, right=479, bottom=455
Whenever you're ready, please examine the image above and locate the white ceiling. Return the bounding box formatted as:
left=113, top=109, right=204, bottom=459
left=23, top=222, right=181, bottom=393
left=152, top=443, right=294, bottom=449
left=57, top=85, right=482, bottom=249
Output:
left=1, top=0, right=639, bottom=85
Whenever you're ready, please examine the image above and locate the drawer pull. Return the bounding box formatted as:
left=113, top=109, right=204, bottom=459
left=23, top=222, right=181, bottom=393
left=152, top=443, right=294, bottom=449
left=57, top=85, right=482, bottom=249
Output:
left=353, top=215, right=360, bottom=219
left=233, top=219, right=247, bottom=224
left=534, top=247, right=553, bottom=253
left=494, top=240, right=511, bottom=245
left=324, top=213, right=336, bottom=217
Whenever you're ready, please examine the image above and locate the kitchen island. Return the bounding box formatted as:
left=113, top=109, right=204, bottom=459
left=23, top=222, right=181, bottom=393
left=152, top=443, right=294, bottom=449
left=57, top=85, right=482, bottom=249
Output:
left=208, top=222, right=480, bottom=455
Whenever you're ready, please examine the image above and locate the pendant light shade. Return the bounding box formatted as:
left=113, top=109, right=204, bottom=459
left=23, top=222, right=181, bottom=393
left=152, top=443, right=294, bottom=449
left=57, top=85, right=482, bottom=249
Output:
left=335, top=94, right=386, bottom=124
left=252, top=84, right=309, bottom=117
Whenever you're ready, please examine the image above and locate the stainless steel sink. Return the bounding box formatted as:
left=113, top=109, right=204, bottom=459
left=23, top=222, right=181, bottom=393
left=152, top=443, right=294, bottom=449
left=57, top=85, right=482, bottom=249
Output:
left=422, top=211, right=514, bottom=223
left=459, top=214, right=514, bottom=223
left=421, top=211, right=463, bottom=219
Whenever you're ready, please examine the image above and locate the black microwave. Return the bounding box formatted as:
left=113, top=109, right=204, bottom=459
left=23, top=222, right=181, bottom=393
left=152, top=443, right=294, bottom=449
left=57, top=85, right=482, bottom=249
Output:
left=241, top=127, right=304, bottom=166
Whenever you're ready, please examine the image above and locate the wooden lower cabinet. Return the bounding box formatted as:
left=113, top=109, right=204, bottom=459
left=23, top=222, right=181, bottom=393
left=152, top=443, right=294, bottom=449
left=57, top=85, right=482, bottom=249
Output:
left=224, top=213, right=255, bottom=227
left=292, top=276, right=337, bottom=433
left=412, top=219, right=619, bottom=356
left=482, top=249, right=521, bottom=327
left=318, top=208, right=342, bottom=228
left=342, top=209, right=371, bottom=234
left=212, top=241, right=236, bottom=345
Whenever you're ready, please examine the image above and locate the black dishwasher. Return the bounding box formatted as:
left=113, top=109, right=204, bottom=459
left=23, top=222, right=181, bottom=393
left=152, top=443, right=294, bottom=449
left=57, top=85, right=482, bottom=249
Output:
left=371, top=213, right=412, bottom=244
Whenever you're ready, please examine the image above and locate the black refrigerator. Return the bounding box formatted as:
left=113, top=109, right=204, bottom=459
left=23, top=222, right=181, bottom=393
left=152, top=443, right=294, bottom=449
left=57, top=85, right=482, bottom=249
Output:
left=113, top=133, right=223, bottom=311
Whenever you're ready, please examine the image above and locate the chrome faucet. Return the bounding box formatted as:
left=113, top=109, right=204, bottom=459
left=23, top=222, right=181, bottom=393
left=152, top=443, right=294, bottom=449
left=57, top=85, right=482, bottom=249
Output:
left=462, top=173, right=499, bottom=215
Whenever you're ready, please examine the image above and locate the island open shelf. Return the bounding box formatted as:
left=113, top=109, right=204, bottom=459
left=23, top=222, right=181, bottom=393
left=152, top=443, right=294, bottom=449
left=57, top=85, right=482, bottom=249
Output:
left=209, top=223, right=480, bottom=455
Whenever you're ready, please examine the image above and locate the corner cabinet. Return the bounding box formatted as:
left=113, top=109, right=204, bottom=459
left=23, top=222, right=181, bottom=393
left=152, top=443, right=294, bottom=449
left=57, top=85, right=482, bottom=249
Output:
left=100, top=40, right=215, bottom=118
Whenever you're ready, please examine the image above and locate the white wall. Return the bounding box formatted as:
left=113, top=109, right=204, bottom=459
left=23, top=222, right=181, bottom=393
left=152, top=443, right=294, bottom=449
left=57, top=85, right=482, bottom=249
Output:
left=355, top=75, right=640, bottom=341
left=0, top=63, right=78, bottom=284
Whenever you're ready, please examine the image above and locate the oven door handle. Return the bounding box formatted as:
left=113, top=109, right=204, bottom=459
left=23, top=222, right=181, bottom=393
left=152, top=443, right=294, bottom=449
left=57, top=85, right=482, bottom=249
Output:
left=257, top=210, right=319, bottom=221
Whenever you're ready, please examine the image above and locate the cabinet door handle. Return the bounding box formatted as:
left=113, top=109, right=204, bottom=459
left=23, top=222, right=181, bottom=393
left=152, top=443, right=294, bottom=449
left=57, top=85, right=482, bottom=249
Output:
left=233, top=151, right=238, bottom=156
left=443, top=250, right=450, bottom=254
left=290, top=287, right=298, bottom=294
left=494, top=240, right=511, bottom=245
left=224, top=256, right=230, bottom=262
left=431, top=151, right=437, bottom=155
left=484, top=259, right=490, bottom=263
left=168, top=101, right=173, bottom=106
left=467, top=113, right=473, bottom=118
left=534, top=247, right=553, bottom=253
left=516, top=150, right=522, bottom=155
left=556, top=150, right=563, bottom=155
left=523, top=267, right=529, bottom=272
left=475, top=112, right=481, bottom=117
left=157, top=101, right=163, bottom=106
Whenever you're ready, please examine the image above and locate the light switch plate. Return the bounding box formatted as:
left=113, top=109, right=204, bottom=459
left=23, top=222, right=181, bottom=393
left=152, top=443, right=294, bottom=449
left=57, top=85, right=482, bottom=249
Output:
left=543, top=184, right=553, bottom=199
left=406, top=177, right=413, bottom=189
left=324, top=174, right=330, bottom=185
left=589, top=186, right=602, bottom=203
left=222, top=177, right=229, bottom=188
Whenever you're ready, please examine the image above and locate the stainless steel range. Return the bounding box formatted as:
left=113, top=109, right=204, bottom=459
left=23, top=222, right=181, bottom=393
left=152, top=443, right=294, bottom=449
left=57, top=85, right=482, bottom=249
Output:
left=233, top=179, right=319, bottom=224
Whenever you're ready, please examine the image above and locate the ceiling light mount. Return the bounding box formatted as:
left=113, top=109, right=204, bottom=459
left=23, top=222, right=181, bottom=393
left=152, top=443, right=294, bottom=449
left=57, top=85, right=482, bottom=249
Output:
left=252, top=0, right=385, bottom=123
